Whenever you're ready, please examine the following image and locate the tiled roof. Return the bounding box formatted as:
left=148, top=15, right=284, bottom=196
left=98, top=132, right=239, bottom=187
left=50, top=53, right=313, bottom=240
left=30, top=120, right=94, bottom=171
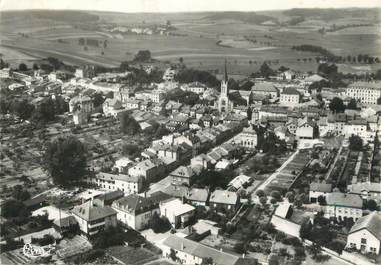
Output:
left=349, top=211, right=381, bottom=240
left=326, top=192, right=363, bottom=208
left=162, top=235, right=255, bottom=265
left=209, top=190, right=238, bottom=205
left=72, top=201, right=116, bottom=221
left=186, top=188, right=209, bottom=202
left=310, top=182, right=332, bottom=193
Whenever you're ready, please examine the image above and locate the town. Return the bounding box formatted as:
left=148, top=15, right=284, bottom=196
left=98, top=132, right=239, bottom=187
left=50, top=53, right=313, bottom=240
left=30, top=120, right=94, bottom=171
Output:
left=1, top=9, right=381, bottom=265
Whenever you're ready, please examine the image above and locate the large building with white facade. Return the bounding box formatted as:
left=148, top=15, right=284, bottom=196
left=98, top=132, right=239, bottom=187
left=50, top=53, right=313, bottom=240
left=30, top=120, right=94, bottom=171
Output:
left=345, top=81, right=381, bottom=105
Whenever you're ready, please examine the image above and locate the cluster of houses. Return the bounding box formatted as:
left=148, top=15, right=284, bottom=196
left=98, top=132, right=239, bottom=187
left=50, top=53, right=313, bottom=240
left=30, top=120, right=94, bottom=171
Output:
left=2, top=59, right=381, bottom=264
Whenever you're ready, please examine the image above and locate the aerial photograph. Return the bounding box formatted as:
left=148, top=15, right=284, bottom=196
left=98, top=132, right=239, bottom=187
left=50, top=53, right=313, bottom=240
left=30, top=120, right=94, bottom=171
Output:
left=0, top=0, right=380, bottom=264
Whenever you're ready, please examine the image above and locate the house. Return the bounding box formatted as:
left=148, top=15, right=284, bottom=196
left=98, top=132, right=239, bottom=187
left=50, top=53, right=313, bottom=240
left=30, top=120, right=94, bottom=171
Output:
left=91, top=172, right=143, bottom=195
left=343, top=119, right=368, bottom=139
left=303, top=74, right=327, bottom=85
left=169, top=166, right=194, bottom=185
left=228, top=175, right=251, bottom=191
left=102, top=98, right=125, bottom=117
left=309, top=182, right=332, bottom=203
left=71, top=201, right=117, bottom=236
left=209, top=190, right=240, bottom=213
left=53, top=216, right=78, bottom=235
left=251, top=82, right=279, bottom=99
left=192, top=219, right=221, bottom=236
left=111, top=194, right=161, bottom=230
left=345, top=81, right=381, bottom=105
left=186, top=188, right=209, bottom=206
left=128, top=159, right=164, bottom=183
left=113, top=157, right=134, bottom=174
left=161, top=234, right=257, bottom=265
left=346, top=211, right=381, bottom=255
left=190, top=154, right=212, bottom=170
left=271, top=203, right=314, bottom=238
left=231, top=126, right=257, bottom=150
left=181, top=82, right=207, bottom=94
left=325, top=192, right=363, bottom=221
left=348, top=182, right=381, bottom=203
left=159, top=198, right=195, bottom=228
left=278, top=70, right=296, bottom=81
left=279, top=87, right=301, bottom=107
left=69, top=95, right=93, bottom=113
left=296, top=117, right=317, bottom=139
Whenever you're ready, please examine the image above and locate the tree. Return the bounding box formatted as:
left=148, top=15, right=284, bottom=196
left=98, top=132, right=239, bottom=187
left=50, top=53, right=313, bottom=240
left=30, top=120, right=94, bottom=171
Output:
left=18, top=63, right=28, bottom=71
left=285, top=191, right=295, bottom=203
left=119, top=112, right=140, bottom=135
left=259, top=196, right=267, bottom=205
left=1, top=199, right=30, bottom=218
left=377, top=97, right=381, bottom=105
left=10, top=99, right=35, bottom=120
left=317, top=195, right=326, bottom=206
left=121, top=144, right=141, bottom=158
left=92, top=93, right=105, bottom=108
left=148, top=213, right=171, bottom=233
left=349, top=135, right=363, bottom=151
left=365, top=199, right=378, bottom=211
left=256, top=189, right=265, bottom=198
left=120, top=61, right=130, bottom=72
left=12, top=185, right=31, bottom=201
left=92, top=226, right=125, bottom=249
left=346, top=98, right=357, bottom=110
left=375, top=69, right=381, bottom=80
left=133, top=50, right=152, bottom=62
left=259, top=62, right=274, bottom=78
left=42, top=136, right=87, bottom=187
left=329, top=97, right=345, bottom=113
left=270, top=190, right=282, bottom=202
left=31, top=98, right=56, bottom=124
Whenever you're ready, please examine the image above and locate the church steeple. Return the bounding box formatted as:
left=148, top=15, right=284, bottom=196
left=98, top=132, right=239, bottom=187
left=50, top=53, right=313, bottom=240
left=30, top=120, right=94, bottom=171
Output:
left=224, top=59, right=228, bottom=83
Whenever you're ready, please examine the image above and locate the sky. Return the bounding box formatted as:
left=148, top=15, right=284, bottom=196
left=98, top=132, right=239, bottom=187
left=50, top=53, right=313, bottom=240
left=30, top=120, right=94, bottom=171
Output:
left=1, top=0, right=380, bottom=13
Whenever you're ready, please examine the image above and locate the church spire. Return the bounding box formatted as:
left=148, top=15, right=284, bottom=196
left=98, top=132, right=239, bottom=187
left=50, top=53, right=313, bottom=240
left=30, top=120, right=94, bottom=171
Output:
left=224, top=59, right=228, bottom=83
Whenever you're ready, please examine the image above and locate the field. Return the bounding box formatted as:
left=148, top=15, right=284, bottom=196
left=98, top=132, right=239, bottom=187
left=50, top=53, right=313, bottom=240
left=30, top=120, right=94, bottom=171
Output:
left=0, top=9, right=380, bottom=76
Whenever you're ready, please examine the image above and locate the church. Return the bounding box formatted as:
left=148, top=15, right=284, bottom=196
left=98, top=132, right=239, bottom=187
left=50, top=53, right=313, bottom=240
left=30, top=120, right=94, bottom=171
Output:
left=218, top=60, right=234, bottom=114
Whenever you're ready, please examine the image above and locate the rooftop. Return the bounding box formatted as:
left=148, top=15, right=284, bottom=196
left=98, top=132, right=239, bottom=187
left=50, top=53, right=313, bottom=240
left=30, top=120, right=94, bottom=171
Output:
left=72, top=201, right=116, bottom=222
left=326, top=192, right=363, bottom=208
left=349, top=211, right=381, bottom=240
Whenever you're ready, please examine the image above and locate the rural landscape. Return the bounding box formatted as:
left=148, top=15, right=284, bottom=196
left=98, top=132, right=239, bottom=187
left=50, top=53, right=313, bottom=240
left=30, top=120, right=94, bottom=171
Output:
left=0, top=2, right=381, bottom=265
left=1, top=8, right=381, bottom=76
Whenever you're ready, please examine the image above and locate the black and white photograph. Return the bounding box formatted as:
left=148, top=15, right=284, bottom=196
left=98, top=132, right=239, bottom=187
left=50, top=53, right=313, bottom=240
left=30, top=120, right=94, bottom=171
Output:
left=0, top=0, right=380, bottom=264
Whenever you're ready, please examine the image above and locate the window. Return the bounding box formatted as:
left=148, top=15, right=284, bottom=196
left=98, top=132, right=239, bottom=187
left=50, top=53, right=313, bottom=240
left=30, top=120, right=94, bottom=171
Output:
left=361, top=238, right=367, bottom=244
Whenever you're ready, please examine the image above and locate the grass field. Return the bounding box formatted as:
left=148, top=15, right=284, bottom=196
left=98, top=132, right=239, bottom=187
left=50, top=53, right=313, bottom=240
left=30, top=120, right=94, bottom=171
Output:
left=0, top=9, right=380, bottom=75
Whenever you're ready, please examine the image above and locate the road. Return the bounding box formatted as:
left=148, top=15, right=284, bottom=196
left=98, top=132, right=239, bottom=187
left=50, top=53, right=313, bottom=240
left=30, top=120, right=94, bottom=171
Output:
left=251, top=150, right=299, bottom=201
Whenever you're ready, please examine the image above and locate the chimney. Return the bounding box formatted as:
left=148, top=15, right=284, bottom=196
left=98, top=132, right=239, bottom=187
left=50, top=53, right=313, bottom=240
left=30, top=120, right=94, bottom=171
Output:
left=242, top=253, right=245, bottom=258
left=220, top=248, right=223, bottom=252
left=181, top=242, right=184, bottom=251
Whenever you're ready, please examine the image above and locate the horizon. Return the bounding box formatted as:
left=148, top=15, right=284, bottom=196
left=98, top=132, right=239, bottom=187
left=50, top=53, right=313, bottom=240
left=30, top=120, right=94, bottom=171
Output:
left=1, top=0, right=380, bottom=13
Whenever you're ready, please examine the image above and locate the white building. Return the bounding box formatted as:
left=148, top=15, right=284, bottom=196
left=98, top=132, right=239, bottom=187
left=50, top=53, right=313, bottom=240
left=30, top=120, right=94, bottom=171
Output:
left=345, top=81, right=381, bottom=105
left=162, top=235, right=255, bottom=265
left=159, top=198, right=195, bottom=228
left=181, top=82, right=207, bottom=95
left=231, top=126, right=257, bottom=150
left=91, top=172, right=143, bottom=195
left=71, top=201, right=117, bottom=236
left=163, top=68, right=177, bottom=82
left=111, top=194, right=160, bottom=230
left=325, top=192, right=363, bottom=221
left=279, top=87, right=301, bottom=107
left=69, top=95, right=94, bottom=113
left=346, top=211, right=381, bottom=255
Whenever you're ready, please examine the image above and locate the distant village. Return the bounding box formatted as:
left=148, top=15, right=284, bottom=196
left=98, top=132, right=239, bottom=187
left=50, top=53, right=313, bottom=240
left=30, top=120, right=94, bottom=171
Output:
left=0, top=52, right=380, bottom=265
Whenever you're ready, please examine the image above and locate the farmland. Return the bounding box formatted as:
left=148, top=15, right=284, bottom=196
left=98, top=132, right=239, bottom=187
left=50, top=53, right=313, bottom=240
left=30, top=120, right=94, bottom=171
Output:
left=0, top=9, right=380, bottom=76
